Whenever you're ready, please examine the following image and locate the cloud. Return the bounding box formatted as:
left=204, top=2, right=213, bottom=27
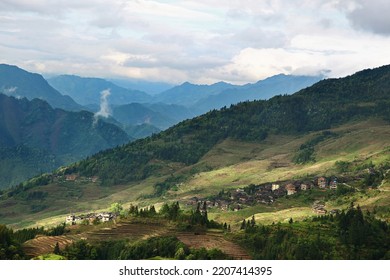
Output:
left=1, top=0, right=390, bottom=85
left=94, top=89, right=111, bottom=123
left=344, top=0, right=390, bottom=35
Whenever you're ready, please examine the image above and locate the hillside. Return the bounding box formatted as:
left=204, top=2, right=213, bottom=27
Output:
left=0, top=64, right=83, bottom=111
left=112, top=103, right=195, bottom=130
left=65, top=65, right=389, bottom=186
left=0, top=94, right=130, bottom=188
left=47, top=75, right=152, bottom=106
left=0, top=65, right=389, bottom=229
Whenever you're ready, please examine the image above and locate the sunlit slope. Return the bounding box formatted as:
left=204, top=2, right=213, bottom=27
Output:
left=1, top=118, right=388, bottom=228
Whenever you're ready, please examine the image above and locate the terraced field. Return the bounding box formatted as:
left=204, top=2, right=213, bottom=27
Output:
left=22, top=220, right=250, bottom=259
left=23, top=235, right=79, bottom=258
left=176, top=232, right=251, bottom=260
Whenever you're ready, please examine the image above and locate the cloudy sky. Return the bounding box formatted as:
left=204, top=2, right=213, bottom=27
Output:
left=1, top=0, right=390, bottom=84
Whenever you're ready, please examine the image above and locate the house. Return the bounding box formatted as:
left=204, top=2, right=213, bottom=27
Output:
left=314, top=208, right=327, bottom=215
left=66, top=215, right=76, bottom=225
left=91, top=176, right=99, bottom=183
left=272, top=184, right=280, bottom=191
left=300, top=183, right=310, bottom=191
left=99, top=212, right=114, bottom=222
left=317, top=177, right=327, bottom=188
left=329, top=177, right=337, bottom=189
left=65, top=174, right=78, bottom=181
left=285, top=184, right=297, bottom=195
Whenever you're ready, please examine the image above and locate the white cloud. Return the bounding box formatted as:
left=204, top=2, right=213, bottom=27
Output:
left=1, top=0, right=389, bottom=84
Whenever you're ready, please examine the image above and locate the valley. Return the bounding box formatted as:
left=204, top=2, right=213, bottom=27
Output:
left=0, top=64, right=389, bottom=260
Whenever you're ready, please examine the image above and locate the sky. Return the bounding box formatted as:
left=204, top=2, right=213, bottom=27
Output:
left=1, top=0, right=390, bottom=84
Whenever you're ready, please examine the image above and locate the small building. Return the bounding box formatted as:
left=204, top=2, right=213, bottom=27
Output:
left=99, top=212, right=114, bottom=222
left=329, top=177, right=337, bottom=190
left=66, top=215, right=76, bottom=225
left=272, top=184, right=280, bottom=191
left=329, top=209, right=340, bottom=215
left=314, top=208, right=327, bottom=215
left=91, top=176, right=99, bottom=183
left=300, top=183, right=310, bottom=191
left=317, top=177, right=327, bottom=188
left=65, top=174, right=78, bottom=181
left=285, top=184, right=297, bottom=195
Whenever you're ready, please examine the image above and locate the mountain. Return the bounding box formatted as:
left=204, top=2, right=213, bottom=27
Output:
left=112, top=102, right=196, bottom=130
left=0, top=94, right=130, bottom=188
left=1, top=65, right=389, bottom=262
left=112, top=103, right=176, bottom=129
left=155, top=81, right=238, bottom=106
left=0, top=64, right=83, bottom=111
left=154, top=75, right=321, bottom=110
left=123, top=123, right=161, bottom=139
left=194, top=74, right=322, bottom=113
left=108, top=78, right=174, bottom=95
left=66, top=65, right=388, bottom=186
left=0, top=65, right=389, bottom=231
left=47, top=75, right=153, bottom=106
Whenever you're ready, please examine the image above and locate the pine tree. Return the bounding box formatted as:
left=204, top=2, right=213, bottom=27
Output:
left=251, top=215, right=256, bottom=227
left=240, top=219, right=247, bottom=230
left=53, top=242, right=61, bottom=254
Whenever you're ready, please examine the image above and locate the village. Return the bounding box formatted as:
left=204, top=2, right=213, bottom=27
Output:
left=65, top=212, right=116, bottom=225
left=65, top=176, right=339, bottom=224
left=186, top=176, right=338, bottom=214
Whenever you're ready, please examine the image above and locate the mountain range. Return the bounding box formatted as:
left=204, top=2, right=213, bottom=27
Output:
left=0, top=64, right=83, bottom=111
left=0, top=65, right=389, bottom=261
left=47, top=75, right=153, bottom=106
left=48, top=72, right=322, bottom=129
left=0, top=93, right=130, bottom=188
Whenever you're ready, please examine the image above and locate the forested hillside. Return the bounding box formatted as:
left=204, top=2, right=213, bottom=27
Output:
left=0, top=94, right=130, bottom=188
left=67, top=65, right=390, bottom=185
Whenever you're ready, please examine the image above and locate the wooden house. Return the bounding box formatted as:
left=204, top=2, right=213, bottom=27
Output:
left=285, top=183, right=297, bottom=195
left=317, top=177, right=327, bottom=188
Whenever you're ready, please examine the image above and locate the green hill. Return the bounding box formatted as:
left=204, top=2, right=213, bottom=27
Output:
left=0, top=65, right=389, bottom=230
left=0, top=94, right=130, bottom=189
left=47, top=75, right=152, bottom=106
left=0, top=64, right=83, bottom=111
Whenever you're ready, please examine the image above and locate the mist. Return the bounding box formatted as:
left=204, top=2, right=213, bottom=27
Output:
left=93, top=89, right=111, bottom=124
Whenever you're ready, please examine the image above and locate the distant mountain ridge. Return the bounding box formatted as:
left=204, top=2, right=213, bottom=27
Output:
left=47, top=72, right=322, bottom=133
left=47, top=75, right=153, bottom=106
left=0, top=93, right=130, bottom=188
left=194, top=74, right=323, bottom=113
left=155, top=81, right=238, bottom=106
left=0, top=64, right=83, bottom=111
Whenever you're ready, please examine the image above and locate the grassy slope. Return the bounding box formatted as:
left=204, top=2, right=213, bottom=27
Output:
left=1, top=118, right=389, bottom=229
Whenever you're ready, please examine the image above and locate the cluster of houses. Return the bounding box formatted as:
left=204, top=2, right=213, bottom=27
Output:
left=312, top=201, right=340, bottom=215
left=186, top=176, right=338, bottom=212
left=64, top=174, right=99, bottom=183
left=65, top=212, right=116, bottom=225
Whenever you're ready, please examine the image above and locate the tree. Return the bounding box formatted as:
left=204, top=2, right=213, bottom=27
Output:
left=53, top=242, right=61, bottom=254
left=250, top=215, right=256, bottom=227
left=110, top=202, right=123, bottom=215
left=240, top=219, right=247, bottom=230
